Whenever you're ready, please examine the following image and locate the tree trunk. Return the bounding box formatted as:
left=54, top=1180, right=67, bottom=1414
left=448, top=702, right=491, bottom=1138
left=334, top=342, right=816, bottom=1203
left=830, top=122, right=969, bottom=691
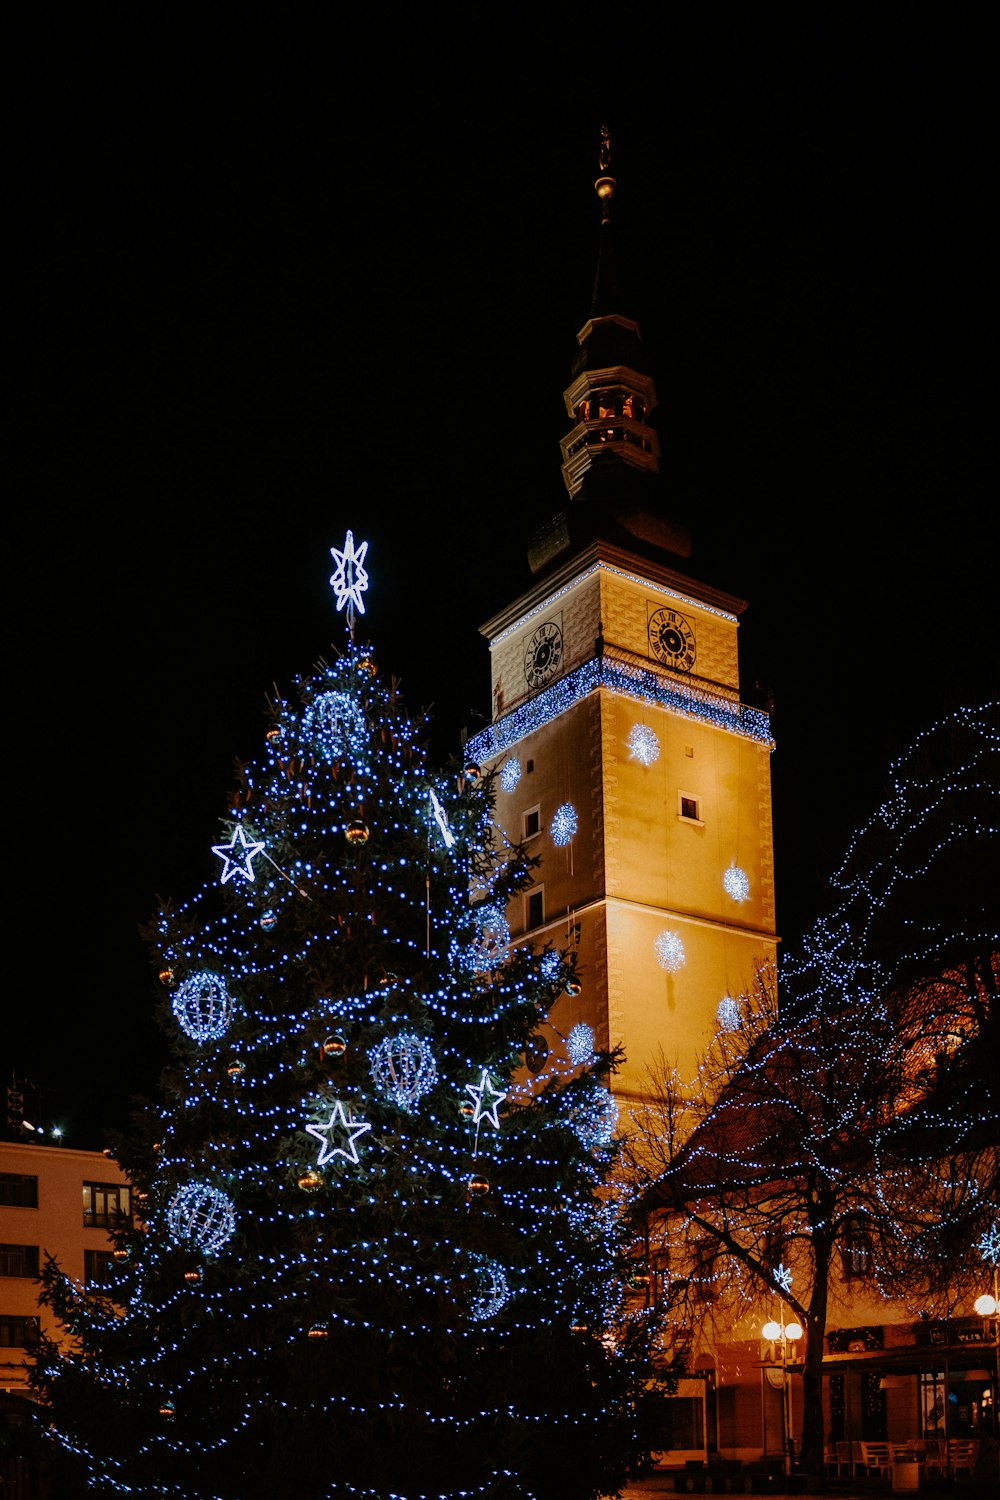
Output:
left=798, top=1244, right=831, bottom=1476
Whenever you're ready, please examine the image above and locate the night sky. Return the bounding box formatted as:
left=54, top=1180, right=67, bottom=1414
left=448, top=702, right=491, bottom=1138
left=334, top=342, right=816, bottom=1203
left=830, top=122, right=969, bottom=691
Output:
left=7, top=24, right=996, bottom=1146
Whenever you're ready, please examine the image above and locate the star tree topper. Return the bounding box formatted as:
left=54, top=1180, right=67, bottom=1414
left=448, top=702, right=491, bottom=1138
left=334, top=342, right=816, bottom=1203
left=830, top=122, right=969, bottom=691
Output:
left=465, top=1069, right=507, bottom=1129
left=329, top=529, right=369, bottom=632
left=306, top=1099, right=372, bottom=1166
left=212, top=824, right=265, bottom=884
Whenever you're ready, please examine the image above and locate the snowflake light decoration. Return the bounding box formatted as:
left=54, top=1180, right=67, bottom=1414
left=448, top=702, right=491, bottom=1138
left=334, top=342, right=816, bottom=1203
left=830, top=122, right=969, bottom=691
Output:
left=723, top=862, right=750, bottom=903
left=467, top=1255, right=510, bottom=1321
left=551, top=802, right=578, bottom=846
left=302, top=690, right=368, bottom=762
left=539, top=950, right=562, bottom=983
left=172, top=971, right=236, bottom=1042
left=499, top=757, right=521, bottom=792
left=211, top=824, right=265, bottom=885
left=572, top=1085, right=619, bottom=1150
left=979, top=1223, right=1000, bottom=1267
left=166, top=1183, right=237, bottom=1257
left=716, top=996, right=742, bottom=1031
left=627, top=722, right=660, bottom=766
left=369, top=1033, right=438, bottom=1113
left=305, top=1100, right=372, bottom=1166
left=774, top=1263, right=793, bottom=1294
left=655, top=930, right=686, bottom=973
left=566, top=1023, right=595, bottom=1066
left=329, top=529, right=369, bottom=619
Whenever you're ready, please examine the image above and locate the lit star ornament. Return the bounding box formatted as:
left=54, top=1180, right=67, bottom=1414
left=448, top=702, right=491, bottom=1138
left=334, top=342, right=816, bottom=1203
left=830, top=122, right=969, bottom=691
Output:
left=329, top=529, right=369, bottom=621
left=305, top=1100, right=372, bottom=1166
left=465, top=1069, right=507, bottom=1129
left=428, top=787, right=455, bottom=849
left=212, top=824, right=266, bottom=884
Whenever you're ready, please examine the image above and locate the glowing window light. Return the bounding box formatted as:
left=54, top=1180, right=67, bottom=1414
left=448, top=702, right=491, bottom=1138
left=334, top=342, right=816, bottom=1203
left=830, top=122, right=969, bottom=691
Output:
left=655, top=930, right=686, bottom=973
left=211, top=823, right=265, bottom=884
left=172, top=971, right=236, bottom=1041
left=716, top=996, right=742, bottom=1031
left=329, top=528, right=369, bottom=617
left=566, top=1023, right=595, bottom=1066
left=369, top=1033, right=438, bottom=1113
left=467, top=1255, right=510, bottom=1321
left=166, top=1183, right=236, bottom=1257
left=627, top=722, right=660, bottom=766
left=499, top=757, right=521, bottom=792
left=305, top=1099, right=372, bottom=1166
left=551, top=803, right=578, bottom=846
left=301, top=690, right=368, bottom=761
left=723, top=862, right=750, bottom=902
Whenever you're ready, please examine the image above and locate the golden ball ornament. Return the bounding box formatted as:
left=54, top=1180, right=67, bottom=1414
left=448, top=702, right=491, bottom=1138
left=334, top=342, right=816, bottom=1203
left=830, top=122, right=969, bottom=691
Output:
left=307, top=1322, right=330, bottom=1341
left=159, top=967, right=175, bottom=988
left=345, top=819, right=370, bottom=846
left=321, top=1035, right=347, bottom=1058
left=183, top=1268, right=203, bottom=1285
left=298, top=1169, right=323, bottom=1193
left=467, top=1175, right=490, bottom=1198
left=158, top=1400, right=176, bottom=1420
left=564, top=979, right=582, bottom=997
left=227, top=1058, right=245, bottom=1079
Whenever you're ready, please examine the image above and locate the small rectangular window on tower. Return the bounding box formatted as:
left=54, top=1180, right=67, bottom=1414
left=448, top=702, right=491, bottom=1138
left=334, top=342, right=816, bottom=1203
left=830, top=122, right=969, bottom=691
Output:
left=526, top=888, right=544, bottom=930
left=678, top=792, right=702, bottom=824
left=523, top=806, right=541, bottom=839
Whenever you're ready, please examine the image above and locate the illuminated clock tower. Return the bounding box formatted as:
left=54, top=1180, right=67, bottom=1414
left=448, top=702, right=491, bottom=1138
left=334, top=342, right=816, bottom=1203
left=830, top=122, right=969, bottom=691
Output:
left=466, top=136, right=777, bottom=1108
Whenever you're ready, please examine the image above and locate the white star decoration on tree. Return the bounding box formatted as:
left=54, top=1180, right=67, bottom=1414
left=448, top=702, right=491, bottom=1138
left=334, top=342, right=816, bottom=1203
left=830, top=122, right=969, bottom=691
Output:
left=329, top=529, right=369, bottom=621
left=212, top=824, right=265, bottom=884
left=428, top=788, right=455, bottom=849
left=774, top=1263, right=793, bottom=1294
left=465, top=1069, right=507, bottom=1129
left=305, top=1100, right=372, bottom=1165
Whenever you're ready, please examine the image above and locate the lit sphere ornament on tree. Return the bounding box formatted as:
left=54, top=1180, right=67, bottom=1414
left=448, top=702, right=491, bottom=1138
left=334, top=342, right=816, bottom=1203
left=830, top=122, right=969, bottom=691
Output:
left=166, top=1183, right=237, bottom=1258
left=297, top=1169, right=323, bottom=1192
left=539, top=949, right=561, bottom=983
left=572, top=1085, right=619, bottom=1150
left=462, top=761, right=481, bottom=785
left=467, top=1255, right=511, bottom=1321
left=302, top=690, right=368, bottom=762
left=654, top=930, right=686, bottom=973
left=158, top=967, right=175, bottom=988
left=564, top=977, right=582, bottom=997
left=454, top=900, right=510, bottom=975
left=158, top=1400, right=176, bottom=1420
left=627, top=722, right=660, bottom=766
left=551, top=802, right=578, bottom=846
left=307, top=1323, right=330, bottom=1341
left=467, top=1175, right=490, bottom=1198
left=356, top=652, right=377, bottom=678
left=183, top=1267, right=203, bottom=1286
left=259, top=909, right=277, bottom=931
left=345, top=819, right=370, bottom=846
left=369, top=1032, right=438, bottom=1113
left=321, top=1034, right=347, bottom=1059
left=226, top=1058, right=245, bottom=1079
left=566, top=1023, right=595, bottom=1066
left=171, top=971, right=236, bottom=1042
left=722, top=862, right=750, bottom=903
left=499, top=756, right=521, bottom=792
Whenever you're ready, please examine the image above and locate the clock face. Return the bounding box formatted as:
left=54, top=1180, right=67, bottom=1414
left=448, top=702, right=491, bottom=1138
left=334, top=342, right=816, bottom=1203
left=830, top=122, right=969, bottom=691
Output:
left=648, top=607, right=696, bottom=671
left=523, top=620, right=563, bottom=688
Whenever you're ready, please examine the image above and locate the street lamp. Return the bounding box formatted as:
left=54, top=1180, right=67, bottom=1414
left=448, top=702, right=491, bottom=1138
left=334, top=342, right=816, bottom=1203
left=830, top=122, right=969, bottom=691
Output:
left=762, top=1316, right=803, bottom=1474
left=974, top=1272, right=999, bottom=1439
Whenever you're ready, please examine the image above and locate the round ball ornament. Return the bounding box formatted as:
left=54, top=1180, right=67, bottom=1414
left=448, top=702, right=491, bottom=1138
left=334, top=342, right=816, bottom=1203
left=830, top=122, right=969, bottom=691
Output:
left=166, top=1183, right=236, bottom=1257
left=226, top=1058, right=245, bottom=1080
left=369, top=1032, right=438, bottom=1113
left=183, top=1267, right=203, bottom=1285
left=307, top=1323, right=330, bottom=1341
left=158, top=1400, right=176, bottom=1420
left=345, top=819, right=370, bottom=847
left=171, top=971, right=236, bottom=1042
left=298, top=1169, right=323, bottom=1193
left=564, top=978, right=582, bottom=998
left=158, top=967, right=175, bottom=988
left=321, top=1034, right=347, bottom=1059
left=356, top=652, right=377, bottom=678
left=463, top=761, right=481, bottom=785
left=112, top=1246, right=130, bottom=1263
left=467, top=1254, right=510, bottom=1321
left=467, top=1175, right=490, bottom=1198
left=259, top=908, right=277, bottom=932
left=302, top=689, right=368, bottom=761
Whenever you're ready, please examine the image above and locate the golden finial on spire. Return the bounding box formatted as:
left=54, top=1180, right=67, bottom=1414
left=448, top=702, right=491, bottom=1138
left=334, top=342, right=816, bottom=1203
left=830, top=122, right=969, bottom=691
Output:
left=595, top=123, right=616, bottom=223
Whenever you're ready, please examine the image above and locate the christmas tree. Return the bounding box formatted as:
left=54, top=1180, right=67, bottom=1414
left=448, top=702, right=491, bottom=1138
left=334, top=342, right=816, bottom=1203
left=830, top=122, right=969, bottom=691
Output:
left=31, top=533, right=665, bottom=1500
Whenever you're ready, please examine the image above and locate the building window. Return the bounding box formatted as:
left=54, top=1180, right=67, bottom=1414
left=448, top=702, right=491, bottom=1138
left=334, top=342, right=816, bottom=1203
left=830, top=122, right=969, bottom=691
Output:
left=0, top=1314, right=39, bottom=1348
left=84, top=1250, right=115, bottom=1289
left=842, top=1216, right=872, bottom=1280
left=678, top=791, right=702, bottom=823
left=523, top=806, right=541, bottom=839
left=0, top=1244, right=39, bottom=1279
left=83, top=1182, right=132, bottom=1230
left=0, top=1173, right=38, bottom=1208
left=526, top=888, right=544, bottom=930
left=526, top=759, right=534, bottom=774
